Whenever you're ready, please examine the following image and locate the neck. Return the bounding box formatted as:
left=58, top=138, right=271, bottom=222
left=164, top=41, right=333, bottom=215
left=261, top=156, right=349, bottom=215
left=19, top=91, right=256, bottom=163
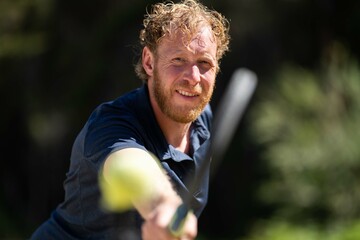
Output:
left=149, top=98, right=192, bottom=153
left=157, top=113, right=192, bottom=154
left=146, top=83, right=193, bottom=154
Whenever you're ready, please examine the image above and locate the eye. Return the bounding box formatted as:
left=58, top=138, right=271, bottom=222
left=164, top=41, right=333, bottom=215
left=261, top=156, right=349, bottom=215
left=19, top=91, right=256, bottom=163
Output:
left=199, top=60, right=210, bottom=65
left=172, top=57, right=187, bottom=67
left=198, top=59, right=213, bottom=69
left=173, top=57, right=185, bottom=62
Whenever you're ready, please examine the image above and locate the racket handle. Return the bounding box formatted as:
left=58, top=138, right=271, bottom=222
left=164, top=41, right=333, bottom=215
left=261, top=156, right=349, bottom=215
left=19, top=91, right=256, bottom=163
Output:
left=168, top=203, right=189, bottom=237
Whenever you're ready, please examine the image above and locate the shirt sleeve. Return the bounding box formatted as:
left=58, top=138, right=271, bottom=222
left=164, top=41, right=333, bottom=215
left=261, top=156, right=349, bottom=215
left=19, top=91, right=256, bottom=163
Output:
left=82, top=101, right=147, bottom=169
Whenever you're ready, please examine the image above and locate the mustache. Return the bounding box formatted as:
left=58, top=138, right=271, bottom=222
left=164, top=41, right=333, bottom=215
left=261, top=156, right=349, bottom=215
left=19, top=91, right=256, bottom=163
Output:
left=174, top=81, right=203, bottom=94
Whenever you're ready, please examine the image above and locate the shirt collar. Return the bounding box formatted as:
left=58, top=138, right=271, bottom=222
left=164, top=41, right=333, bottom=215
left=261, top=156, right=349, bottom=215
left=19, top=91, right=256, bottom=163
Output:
left=137, top=84, right=210, bottom=162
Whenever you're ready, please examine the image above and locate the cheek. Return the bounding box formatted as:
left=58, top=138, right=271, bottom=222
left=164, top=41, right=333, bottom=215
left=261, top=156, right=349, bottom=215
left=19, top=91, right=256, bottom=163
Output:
left=202, top=72, right=216, bottom=88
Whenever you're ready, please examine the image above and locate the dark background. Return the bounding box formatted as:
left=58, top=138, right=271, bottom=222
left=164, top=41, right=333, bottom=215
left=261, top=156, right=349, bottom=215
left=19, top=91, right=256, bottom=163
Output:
left=1, top=0, right=359, bottom=239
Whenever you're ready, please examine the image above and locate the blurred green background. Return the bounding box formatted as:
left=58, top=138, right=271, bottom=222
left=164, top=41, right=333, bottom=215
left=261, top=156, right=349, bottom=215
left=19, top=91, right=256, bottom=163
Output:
left=1, top=0, right=359, bottom=239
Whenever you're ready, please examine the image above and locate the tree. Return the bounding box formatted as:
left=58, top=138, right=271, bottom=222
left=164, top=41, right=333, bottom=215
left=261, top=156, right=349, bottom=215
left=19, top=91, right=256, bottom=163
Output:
left=247, top=42, right=360, bottom=238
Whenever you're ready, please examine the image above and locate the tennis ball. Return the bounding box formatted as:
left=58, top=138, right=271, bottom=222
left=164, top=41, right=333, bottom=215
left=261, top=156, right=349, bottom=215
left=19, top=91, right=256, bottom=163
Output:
left=99, top=151, right=160, bottom=212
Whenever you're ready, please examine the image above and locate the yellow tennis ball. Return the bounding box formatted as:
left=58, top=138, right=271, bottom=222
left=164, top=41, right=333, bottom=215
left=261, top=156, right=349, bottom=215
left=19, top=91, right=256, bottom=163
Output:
left=99, top=151, right=159, bottom=212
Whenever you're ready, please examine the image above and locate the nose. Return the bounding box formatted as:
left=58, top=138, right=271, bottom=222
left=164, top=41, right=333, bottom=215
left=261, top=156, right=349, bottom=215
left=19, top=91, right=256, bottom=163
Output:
left=185, top=65, right=201, bottom=85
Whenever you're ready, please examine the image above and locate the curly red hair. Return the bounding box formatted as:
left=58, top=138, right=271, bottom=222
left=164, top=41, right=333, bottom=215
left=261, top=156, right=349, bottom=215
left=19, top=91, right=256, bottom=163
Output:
left=135, top=0, right=230, bottom=82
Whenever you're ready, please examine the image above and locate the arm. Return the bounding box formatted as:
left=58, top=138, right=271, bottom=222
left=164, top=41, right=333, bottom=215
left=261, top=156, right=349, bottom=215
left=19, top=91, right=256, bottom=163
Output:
left=102, top=147, right=180, bottom=217
left=101, top=148, right=197, bottom=239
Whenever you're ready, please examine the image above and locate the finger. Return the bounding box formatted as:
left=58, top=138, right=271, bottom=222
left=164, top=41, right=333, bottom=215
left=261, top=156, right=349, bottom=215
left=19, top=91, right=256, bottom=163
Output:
left=142, top=220, right=177, bottom=240
left=182, top=213, right=197, bottom=239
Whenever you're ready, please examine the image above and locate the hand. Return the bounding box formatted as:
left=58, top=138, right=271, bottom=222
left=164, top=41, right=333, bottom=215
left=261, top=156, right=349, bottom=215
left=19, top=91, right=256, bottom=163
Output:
left=141, top=202, right=197, bottom=240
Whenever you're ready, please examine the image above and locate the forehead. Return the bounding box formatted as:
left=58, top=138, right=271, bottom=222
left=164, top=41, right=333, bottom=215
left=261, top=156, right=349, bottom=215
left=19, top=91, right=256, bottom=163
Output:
left=157, top=26, right=217, bottom=57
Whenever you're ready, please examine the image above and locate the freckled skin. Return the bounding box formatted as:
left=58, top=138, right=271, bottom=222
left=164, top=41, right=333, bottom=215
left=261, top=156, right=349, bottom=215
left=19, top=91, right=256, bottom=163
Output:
left=148, top=26, right=218, bottom=123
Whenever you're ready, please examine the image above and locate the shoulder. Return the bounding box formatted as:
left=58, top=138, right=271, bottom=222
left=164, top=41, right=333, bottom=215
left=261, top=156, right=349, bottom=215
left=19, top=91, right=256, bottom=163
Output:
left=89, top=88, right=140, bottom=121
left=87, top=86, right=146, bottom=130
left=82, top=87, right=148, bottom=160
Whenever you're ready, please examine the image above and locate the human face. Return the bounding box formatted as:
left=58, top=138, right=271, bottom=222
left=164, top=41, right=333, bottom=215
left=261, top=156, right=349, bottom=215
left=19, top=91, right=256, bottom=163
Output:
left=148, top=26, right=218, bottom=123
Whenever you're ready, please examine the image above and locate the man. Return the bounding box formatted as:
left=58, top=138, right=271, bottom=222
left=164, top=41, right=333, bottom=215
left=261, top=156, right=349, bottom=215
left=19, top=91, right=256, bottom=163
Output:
left=31, top=0, right=230, bottom=239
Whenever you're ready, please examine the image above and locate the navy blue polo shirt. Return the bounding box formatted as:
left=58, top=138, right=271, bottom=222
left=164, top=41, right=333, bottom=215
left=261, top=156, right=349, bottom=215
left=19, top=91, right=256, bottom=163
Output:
left=31, top=84, right=212, bottom=240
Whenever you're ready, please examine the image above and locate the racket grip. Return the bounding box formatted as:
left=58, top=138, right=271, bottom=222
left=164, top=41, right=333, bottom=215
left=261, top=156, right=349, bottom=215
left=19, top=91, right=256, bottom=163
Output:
left=168, top=203, right=189, bottom=237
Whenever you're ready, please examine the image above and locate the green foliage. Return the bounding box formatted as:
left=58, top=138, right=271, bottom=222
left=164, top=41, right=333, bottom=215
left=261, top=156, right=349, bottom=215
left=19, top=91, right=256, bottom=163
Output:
left=248, top=42, right=360, bottom=237
left=244, top=219, right=360, bottom=240
left=0, top=0, right=53, bottom=58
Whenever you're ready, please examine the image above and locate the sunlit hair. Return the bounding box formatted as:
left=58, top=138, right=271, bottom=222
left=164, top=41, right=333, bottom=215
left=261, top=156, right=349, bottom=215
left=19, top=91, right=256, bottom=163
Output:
left=135, top=0, right=230, bottom=82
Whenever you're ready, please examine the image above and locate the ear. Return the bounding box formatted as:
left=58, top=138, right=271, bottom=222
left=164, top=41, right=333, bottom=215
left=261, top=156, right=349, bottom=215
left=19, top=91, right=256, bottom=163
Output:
left=142, top=46, right=154, bottom=77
